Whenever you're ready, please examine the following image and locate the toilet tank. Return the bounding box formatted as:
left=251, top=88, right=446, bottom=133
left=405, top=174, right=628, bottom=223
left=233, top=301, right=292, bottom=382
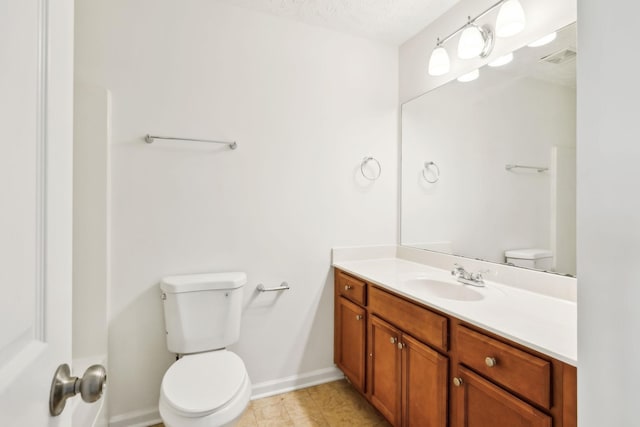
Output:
left=505, top=249, right=553, bottom=271
left=160, top=272, right=246, bottom=354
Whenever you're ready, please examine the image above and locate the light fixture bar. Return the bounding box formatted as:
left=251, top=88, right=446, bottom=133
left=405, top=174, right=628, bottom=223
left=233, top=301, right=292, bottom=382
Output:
left=437, top=0, right=506, bottom=46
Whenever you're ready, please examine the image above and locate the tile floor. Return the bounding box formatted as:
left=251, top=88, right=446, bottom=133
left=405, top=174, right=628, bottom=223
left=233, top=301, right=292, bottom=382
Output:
left=150, top=379, right=390, bottom=426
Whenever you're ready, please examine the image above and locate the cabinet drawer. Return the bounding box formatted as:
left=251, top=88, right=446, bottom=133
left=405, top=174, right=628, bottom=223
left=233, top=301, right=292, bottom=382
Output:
left=457, top=326, right=551, bottom=409
left=369, top=286, right=448, bottom=352
left=336, top=271, right=367, bottom=306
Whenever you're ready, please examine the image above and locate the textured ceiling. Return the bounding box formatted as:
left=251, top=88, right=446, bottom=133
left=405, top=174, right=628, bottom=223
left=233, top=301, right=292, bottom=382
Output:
left=217, top=0, right=461, bottom=45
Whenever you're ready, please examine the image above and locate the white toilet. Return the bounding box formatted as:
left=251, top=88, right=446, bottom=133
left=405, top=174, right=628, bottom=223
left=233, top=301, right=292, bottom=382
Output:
left=159, top=272, right=251, bottom=427
left=504, top=249, right=553, bottom=271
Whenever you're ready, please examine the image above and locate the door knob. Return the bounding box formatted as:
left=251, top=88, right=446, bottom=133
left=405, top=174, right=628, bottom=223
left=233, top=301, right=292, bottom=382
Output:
left=49, top=363, right=107, bottom=416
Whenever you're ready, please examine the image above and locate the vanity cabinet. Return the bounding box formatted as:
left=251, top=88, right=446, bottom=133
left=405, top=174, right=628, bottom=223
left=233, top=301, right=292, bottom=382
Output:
left=334, top=272, right=367, bottom=393
left=333, top=268, right=576, bottom=427
left=335, top=296, right=366, bottom=392
left=452, top=366, right=551, bottom=427
left=369, top=315, right=448, bottom=427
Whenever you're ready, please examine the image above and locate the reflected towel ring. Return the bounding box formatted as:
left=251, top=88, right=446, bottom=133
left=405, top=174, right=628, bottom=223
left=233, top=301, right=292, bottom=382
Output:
left=423, top=161, right=440, bottom=183
left=361, top=157, right=382, bottom=181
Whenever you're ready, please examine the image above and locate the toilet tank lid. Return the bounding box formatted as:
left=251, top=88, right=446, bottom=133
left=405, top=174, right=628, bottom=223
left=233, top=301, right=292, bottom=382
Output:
left=161, top=272, right=247, bottom=293
left=504, top=249, right=553, bottom=260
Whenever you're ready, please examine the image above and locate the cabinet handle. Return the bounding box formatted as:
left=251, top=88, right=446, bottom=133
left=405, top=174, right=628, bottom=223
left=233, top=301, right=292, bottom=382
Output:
left=355, top=315, right=363, bottom=320
left=485, top=357, right=497, bottom=368
left=453, top=377, right=463, bottom=387
left=390, top=337, right=398, bottom=344
left=344, top=285, right=353, bottom=291
left=397, top=342, right=405, bottom=350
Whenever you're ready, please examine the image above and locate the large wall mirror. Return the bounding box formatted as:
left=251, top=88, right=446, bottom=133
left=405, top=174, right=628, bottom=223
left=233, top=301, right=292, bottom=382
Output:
left=401, top=23, right=576, bottom=276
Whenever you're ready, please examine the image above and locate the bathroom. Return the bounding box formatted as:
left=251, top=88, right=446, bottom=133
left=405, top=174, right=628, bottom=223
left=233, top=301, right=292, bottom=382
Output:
left=1, top=0, right=638, bottom=426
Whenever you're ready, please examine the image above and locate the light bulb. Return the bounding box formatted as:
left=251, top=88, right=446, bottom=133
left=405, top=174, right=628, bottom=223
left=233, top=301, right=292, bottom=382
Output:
left=528, top=32, right=557, bottom=47
left=496, top=0, right=526, bottom=37
left=488, top=52, right=514, bottom=67
left=457, top=69, right=479, bottom=83
left=458, top=25, right=486, bottom=59
left=428, top=46, right=450, bottom=76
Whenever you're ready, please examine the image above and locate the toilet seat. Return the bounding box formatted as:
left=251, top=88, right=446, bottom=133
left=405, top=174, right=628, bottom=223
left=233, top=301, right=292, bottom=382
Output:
left=161, top=350, right=248, bottom=418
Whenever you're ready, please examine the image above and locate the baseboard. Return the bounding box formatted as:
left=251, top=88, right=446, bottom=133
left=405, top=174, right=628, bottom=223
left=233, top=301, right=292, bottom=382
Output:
left=251, top=366, right=344, bottom=400
left=109, top=407, right=161, bottom=427
left=109, top=367, right=344, bottom=426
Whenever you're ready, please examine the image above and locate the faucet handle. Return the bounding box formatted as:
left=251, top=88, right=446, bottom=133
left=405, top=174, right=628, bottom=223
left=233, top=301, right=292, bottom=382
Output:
left=451, top=263, right=465, bottom=276
left=470, top=269, right=489, bottom=283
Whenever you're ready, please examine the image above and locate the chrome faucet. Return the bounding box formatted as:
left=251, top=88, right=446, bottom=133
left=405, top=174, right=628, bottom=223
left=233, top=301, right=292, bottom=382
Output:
left=451, top=264, right=485, bottom=287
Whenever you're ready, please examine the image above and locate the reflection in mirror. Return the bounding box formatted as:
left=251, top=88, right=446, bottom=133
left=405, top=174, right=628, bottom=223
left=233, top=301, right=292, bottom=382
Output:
left=401, top=23, right=576, bottom=276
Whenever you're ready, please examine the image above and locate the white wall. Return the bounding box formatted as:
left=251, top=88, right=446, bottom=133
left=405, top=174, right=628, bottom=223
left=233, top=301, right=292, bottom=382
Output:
left=577, top=1, right=640, bottom=425
left=399, top=0, right=576, bottom=102
left=401, top=73, right=575, bottom=268
left=73, top=83, right=110, bottom=360
left=75, top=0, right=398, bottom=422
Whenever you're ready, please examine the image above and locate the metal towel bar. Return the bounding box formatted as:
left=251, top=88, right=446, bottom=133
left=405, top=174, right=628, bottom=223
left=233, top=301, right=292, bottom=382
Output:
left=145, top=134, right=237, bottom=149
left=505, top=164, right=548, bottom=172
left=257, top=282, right=290, bottom=292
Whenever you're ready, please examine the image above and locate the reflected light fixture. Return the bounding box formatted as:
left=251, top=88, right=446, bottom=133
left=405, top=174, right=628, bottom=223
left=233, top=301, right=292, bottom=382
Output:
left=488, top=52, right=514, bottom=67
left=428, top=42, right=450, bottom=76
left=457, top=69, right=480, bottom=83
left=528, top=32, right=557, bottom=47
left=427, top=0, right=526, bottom=77
left=496, top=0, right=526, bottom=37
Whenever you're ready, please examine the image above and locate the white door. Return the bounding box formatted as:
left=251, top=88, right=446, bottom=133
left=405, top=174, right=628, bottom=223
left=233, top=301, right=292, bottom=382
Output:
left=0, top=0, right=75, bottom=424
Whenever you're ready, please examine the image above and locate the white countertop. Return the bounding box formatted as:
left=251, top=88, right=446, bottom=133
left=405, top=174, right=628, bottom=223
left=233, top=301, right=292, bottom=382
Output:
left=333, top=257, right=577, bottom=366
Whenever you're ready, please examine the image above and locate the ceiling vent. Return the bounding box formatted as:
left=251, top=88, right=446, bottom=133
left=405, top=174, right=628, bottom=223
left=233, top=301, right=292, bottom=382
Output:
left=540, top=48, right=576, bottom=65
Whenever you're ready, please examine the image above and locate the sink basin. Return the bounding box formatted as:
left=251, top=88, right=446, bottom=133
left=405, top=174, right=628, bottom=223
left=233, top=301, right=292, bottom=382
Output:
left=403, top=278, right=484, bottom=301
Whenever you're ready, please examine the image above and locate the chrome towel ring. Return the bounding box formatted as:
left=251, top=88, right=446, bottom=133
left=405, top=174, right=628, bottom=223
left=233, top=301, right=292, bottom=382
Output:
left=423, top=161, right=440, bottom=183
left=361, top=157, right=382, bottom=181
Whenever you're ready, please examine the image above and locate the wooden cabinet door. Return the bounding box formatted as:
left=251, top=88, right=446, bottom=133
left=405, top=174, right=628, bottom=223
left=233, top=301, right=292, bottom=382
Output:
left=453, top=366, right=551, bottom=427
left=336, top=297, right=366, bottom=392
left=369, top=316, right=402, bottom=426
left=402, top=334, right=448, bottom=427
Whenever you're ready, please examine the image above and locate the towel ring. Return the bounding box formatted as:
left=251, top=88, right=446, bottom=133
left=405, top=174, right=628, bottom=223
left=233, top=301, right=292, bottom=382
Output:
left=422, top=161, right=440, bottom=183
left=361, top=157, right=381, bottom=181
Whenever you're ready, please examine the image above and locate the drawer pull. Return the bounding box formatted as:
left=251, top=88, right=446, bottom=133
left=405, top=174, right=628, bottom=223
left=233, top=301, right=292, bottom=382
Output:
left=344, top=285, right=353, bottom=291
left=453, top=377, right=463, bottom=387
left=390, top=337, right=398, bottom=344
left=356, top=315, right=363, bottom=320
left=485, top=357, right=497, bottom=368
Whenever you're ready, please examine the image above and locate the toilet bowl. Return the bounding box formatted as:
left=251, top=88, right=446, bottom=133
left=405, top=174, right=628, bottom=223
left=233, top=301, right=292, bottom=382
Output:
left=159, top=272, right=251, bottom=427
left=159, top=351, right=251, bottom=427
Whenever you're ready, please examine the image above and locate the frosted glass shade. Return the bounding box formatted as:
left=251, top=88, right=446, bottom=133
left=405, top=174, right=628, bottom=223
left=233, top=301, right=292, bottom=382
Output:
left=457, top=69, right=479, bottom=83
left=458, top=25, right=486, bottom=59
left=496, top=0, right=526, bottom=37
left=428, top=46, right=450, bottom=76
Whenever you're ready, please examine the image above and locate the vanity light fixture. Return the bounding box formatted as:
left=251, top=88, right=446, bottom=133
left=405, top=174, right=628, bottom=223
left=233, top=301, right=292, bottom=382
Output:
left=427, top=0, right=526, bottom=77
left=458, top=23, right=494, bottom=59
left=488, top=52, right=514, bottom=67
left=428, top=43, right=450, bottom=76
left=528, top=32, right=557, bottom=47
left=457, top=69, right=480, bottom=83
left=496, top=0, right=526, bottom=37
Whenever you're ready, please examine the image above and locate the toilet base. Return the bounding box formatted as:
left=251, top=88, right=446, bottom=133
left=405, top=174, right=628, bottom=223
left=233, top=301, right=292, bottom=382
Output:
left=159, top=374, right=251, bottom=427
